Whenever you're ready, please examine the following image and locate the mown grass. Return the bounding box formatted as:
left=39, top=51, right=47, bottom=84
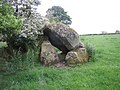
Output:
left=0, top=34, right=120, bottom=90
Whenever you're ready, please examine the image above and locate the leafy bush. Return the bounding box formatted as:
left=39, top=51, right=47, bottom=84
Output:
left=8, top=34, right=36, bottom=53
left=0, top=2, right=22, bottom=44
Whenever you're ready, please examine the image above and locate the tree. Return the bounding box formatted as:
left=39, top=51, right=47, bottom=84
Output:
left=1, top=0, right=48, bottom=48
left=101, top=31, right=107, bottom=34
left=0, top=1, right=22, bottom=45
left=0, top=0, right=48, bottom=53
left=46, top=6, right=72, bottom=25
left=115, top=30, right=120, bottom=33
left=1, top=0, right=41, bottom=17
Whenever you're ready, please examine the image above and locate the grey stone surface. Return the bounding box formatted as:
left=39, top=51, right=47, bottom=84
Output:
left=43, top=23, right=83, bottom=54
left=40, top=41, right=59, bottom=66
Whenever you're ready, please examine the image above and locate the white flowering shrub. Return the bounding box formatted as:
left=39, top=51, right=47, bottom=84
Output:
left=20, top=12, right=48, bottom=40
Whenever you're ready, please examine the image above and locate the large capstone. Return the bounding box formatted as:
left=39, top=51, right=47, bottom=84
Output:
left=43, top=23, right=83, bottom=54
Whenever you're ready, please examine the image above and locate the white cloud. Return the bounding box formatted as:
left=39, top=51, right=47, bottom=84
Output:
left=38, top=0, right=120, bottom=34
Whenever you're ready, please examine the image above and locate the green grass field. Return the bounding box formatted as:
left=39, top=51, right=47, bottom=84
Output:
left=0, top=34, right=120, bottom=90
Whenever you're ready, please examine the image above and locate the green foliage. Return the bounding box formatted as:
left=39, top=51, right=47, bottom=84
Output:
left=0, top=2, right=22, bottom=43
left=46, top=6, right=72, bottom=25
left=0, top=1, right=45, bottom=52
left=8, top=35, right=36, bottom=51
left=0, top=14, right=22, bottom=33
left=0, top=48, right=39, bottom=74
left=0, top=2, right=14, bottom=15
left=115, top=30, right=120, bottom=33
left=48, top=17, right=60, bottom=24
left=0, top=42, right=7, bottom=48
left=1, top=1, right=45, bottom=50
left=85, top=43, right=96, bottom=61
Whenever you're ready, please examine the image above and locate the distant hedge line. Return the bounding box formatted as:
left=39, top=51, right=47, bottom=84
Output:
left=80, top=33, right=120, bottom=36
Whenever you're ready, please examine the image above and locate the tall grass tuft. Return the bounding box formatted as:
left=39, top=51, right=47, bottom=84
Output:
left=85, top=43, right=96, bottom=62
left=2, top=48, right=40, bottom=74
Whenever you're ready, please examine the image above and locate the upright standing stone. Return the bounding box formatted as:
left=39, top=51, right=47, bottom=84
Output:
left=65, top=48, right=89, bottom=66
left=40, top=41, right=59, bottom=66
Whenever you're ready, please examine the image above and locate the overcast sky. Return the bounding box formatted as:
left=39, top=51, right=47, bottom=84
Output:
left=38, top=0, right=120, bottom=34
